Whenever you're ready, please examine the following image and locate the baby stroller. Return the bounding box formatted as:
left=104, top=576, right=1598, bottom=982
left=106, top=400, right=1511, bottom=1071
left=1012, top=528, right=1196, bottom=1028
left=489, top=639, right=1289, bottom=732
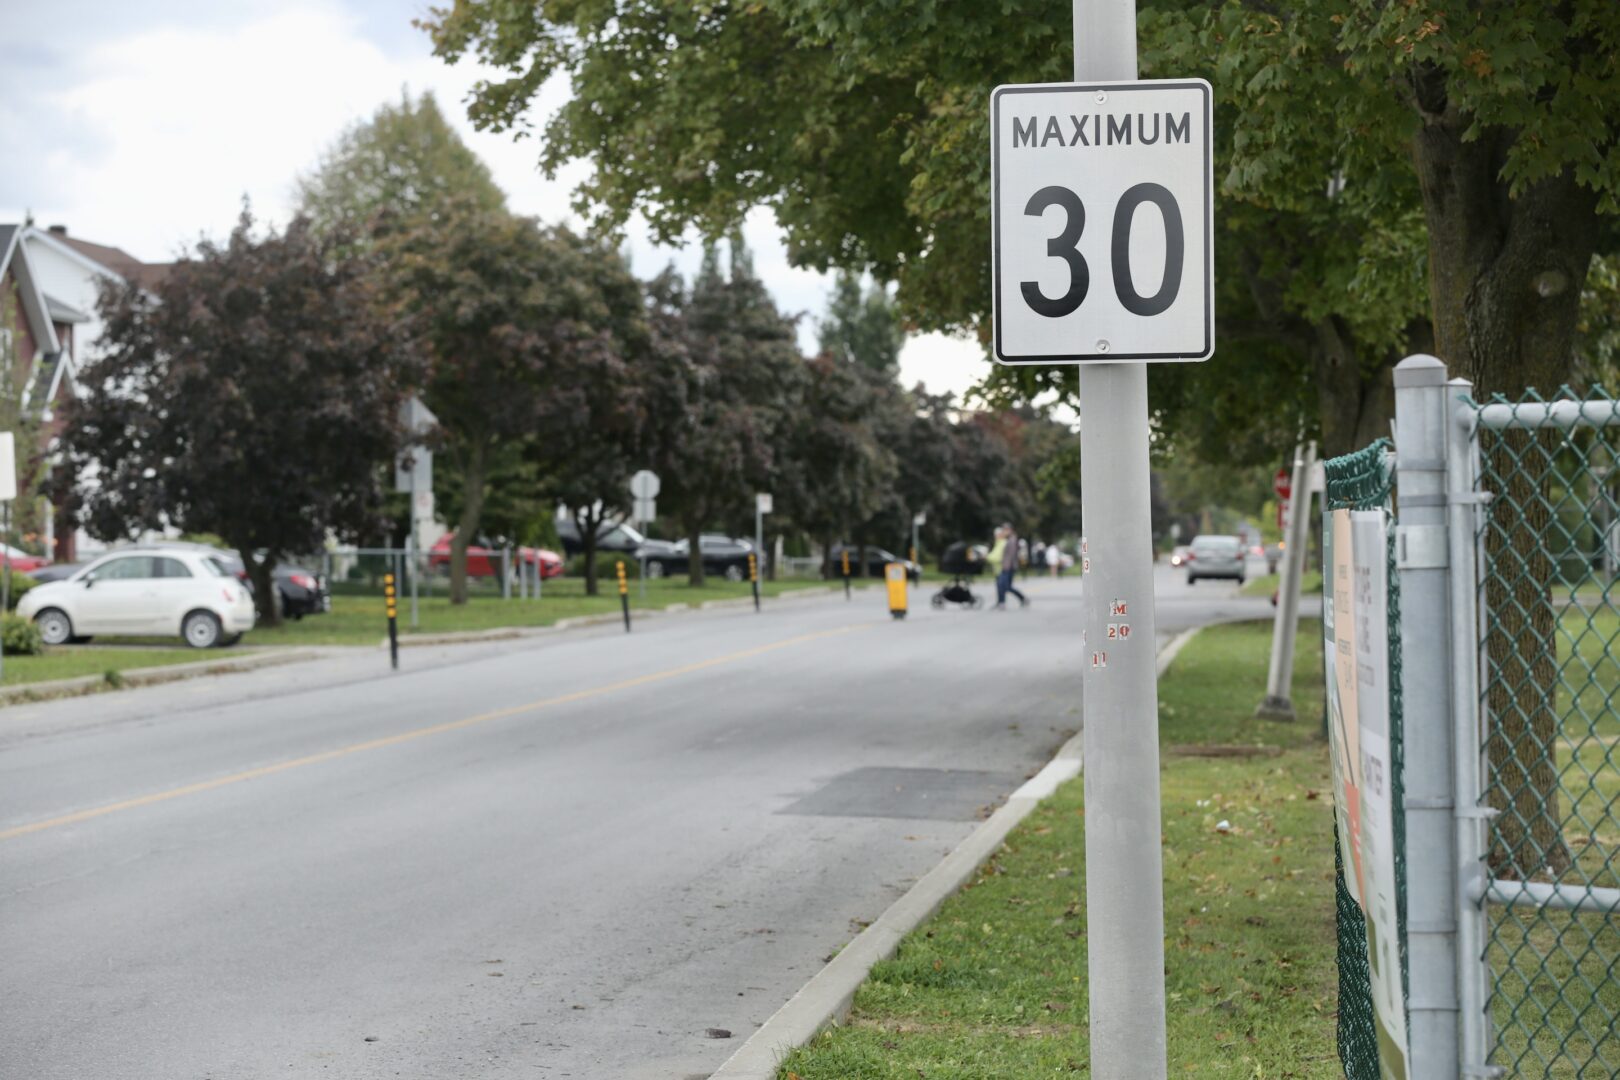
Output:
left=932, top=541, right=987, bottom=609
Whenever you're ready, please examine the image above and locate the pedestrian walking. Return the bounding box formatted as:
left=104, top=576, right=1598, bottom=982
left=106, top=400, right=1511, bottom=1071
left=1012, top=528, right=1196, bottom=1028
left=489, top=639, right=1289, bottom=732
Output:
left=1046, top=541, right=1061, bottom=577
left=991, top=524, right=1027, bottom=609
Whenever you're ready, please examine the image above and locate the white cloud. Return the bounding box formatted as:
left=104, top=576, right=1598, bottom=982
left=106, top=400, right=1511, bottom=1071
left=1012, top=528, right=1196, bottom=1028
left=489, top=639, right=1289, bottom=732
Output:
left=0, top=0, right=989, bottom=399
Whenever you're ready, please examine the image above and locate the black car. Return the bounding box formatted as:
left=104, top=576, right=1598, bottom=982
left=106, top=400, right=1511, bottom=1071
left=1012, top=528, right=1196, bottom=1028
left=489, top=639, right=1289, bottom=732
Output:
left=828, top=544, right=922, bottom=583
left=641, top=534, right=756, bottom=581
left=274, top=564, right=330, bottom=619
left=28, top=562, right=83, bottom=584
left=555, top=518, right=648, bottom=557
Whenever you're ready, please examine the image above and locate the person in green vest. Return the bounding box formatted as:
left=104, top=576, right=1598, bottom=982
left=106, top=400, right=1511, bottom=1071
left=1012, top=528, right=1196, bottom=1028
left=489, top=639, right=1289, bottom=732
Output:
left=988, top=525, right=1028, bottom=610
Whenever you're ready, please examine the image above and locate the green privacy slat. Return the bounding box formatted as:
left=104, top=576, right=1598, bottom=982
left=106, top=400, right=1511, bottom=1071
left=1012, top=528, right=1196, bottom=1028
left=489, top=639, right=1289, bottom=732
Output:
left=1323, top=437, right=1405, bottom=1080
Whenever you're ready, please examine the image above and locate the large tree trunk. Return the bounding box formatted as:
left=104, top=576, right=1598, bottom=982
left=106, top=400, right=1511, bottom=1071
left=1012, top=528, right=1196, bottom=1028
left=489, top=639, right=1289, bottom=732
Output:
left=687, top=523, right=706, bottom=587
left=1410, top=69, right=1602, bottom=878
left=451, top=443, right=488, bottom=606
left=1311, top=316, right=1416, bottom=459
left=574, top=507, right=600, bottom=597
left=243, top=550, right=280, bottom=628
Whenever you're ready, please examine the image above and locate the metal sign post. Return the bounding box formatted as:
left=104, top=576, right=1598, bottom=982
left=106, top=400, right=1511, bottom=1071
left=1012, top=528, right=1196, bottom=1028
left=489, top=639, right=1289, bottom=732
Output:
left=631, top=471, right=660, bottom=603
left=755, top=493, right=772, bottom=579
left=989, top=4, right=1214, bottom=1074
left=911, top=511, right=926, bottom=570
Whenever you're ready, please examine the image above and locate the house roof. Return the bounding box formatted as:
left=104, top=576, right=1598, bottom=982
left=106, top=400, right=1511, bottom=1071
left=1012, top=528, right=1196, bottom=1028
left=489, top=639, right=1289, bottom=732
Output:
left=45, top=293, right=89, bottom=324
left=0, top=225, right=63, bottom=356
left=53, top=233, right=171, bottom=290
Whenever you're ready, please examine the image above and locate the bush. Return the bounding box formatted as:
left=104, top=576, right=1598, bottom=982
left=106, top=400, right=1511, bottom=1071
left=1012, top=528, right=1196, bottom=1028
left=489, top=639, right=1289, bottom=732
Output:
left=2, top=611, right=43, bottom=655
left=565, top=551, right=641, bottom=579
left=4, top=570, right=37, bottom=610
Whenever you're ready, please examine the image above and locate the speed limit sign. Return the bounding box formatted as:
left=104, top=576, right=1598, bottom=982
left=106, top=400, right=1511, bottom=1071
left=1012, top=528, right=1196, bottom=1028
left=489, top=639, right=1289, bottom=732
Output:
left=991, top=80, right=1213, bottom=364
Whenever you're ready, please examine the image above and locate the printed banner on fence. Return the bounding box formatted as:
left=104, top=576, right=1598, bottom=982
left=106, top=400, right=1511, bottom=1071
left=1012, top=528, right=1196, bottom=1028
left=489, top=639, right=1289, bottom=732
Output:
left=1325, top=508, right=1410, bottom=1079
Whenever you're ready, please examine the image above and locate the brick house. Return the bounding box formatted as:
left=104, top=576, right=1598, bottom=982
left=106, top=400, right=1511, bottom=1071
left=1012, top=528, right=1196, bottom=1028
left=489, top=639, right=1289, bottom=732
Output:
left=0, top=223, right=170, bottom=562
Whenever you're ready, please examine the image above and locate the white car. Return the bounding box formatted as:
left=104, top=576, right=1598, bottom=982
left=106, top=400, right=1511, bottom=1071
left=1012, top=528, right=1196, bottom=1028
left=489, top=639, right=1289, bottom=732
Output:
left=18, top=549, right=256, bottom=648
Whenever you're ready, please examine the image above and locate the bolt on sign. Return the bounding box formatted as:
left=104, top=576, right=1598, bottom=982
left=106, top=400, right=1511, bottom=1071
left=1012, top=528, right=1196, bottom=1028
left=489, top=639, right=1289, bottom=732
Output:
left=991, top=80, right=1213, bottom=364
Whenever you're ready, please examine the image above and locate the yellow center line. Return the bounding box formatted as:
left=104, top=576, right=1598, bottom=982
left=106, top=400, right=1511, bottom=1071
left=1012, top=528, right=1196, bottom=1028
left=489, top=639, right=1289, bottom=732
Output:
left=1, top=622, right=875, bottom=843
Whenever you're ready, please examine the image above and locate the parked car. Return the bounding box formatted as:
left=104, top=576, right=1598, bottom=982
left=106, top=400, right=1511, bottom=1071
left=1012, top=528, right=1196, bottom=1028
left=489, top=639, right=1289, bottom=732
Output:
left=0, top=543, right=50, bottom=575
left=18, top=549, right=255, bottom=648
left=29, top=561, right=82, bottom=584
left=1185, top=534, right=1246, bottom=585
left=555, top=518, right=648, bottom=557
left=828, top=544, right=922, bottom=583
left=642, top=534, right=756, bottom=581
left=427, top=535, right=564, bottom=579
left=1168, top=544, right=1191, bottom=568
left=273, top=563, right=330, bottom=619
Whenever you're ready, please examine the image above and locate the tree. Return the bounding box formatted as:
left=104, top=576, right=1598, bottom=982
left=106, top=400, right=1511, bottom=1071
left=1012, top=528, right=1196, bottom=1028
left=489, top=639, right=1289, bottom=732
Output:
left=379, top=203, right=632, bottom=604
left=818, top=273, right=905, bottom=375
left=429, top=1, right=1620, bottom=868
left=777, top=353, right=897, bottom=575
left=420, top=2, right=1430, bottom=464
left=647, top=241, right=802, bottom=585
left=530, top=242, right=648, bottom=596
left=0, top=292, right=45, bottom=554
left=53, top=211, right=417, bottom=626
left=297, top=90, right=504, bottom=238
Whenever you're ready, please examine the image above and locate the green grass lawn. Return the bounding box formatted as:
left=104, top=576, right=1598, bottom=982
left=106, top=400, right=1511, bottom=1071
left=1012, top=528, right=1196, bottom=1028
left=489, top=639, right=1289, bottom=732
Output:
left=1241, top=569, right=1323, bottom=599
left=777, top=619, right=1340, bottom=1078
left=1, top=647, right=204, bottom=686
left=243, top=575, right=879, bottom=647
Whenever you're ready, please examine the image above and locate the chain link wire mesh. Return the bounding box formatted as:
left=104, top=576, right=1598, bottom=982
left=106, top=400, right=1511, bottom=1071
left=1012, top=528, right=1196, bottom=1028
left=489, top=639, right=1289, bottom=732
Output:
left=1323, top=439, right=1405, bottom=1080
left=1471, top=389, right=1620, bottom=1076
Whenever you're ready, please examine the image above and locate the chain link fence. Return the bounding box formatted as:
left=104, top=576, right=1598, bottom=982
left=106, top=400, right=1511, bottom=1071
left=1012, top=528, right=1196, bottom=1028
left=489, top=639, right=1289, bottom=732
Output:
left=1470, top=389, right=1620, bottom=1076
left=1323, top=438, right=1406, bottom=1080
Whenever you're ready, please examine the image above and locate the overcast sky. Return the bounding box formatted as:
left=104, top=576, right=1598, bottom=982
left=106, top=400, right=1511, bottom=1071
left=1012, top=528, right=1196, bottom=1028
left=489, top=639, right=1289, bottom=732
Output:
left=0, top=0, right=987, bottom=398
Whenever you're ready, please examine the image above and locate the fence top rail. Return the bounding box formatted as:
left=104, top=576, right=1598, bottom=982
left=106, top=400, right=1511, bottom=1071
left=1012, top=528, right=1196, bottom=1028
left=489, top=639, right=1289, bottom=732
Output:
left=1472, top=395, right=1620, bottom=432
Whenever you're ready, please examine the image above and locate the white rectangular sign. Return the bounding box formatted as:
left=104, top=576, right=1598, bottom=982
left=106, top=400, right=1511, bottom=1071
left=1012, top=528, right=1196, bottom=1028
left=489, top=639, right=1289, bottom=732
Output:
left=0, top=432, right=15, bottom=502
left=756, top=493, right=773, bottom=515
left=991, top=79, right=1213, bottom=364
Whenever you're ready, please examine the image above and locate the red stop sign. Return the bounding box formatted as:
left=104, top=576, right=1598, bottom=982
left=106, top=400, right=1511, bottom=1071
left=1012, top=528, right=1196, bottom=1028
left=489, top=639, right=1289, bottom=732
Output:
left=1274, top=466, right=1292, bottom=500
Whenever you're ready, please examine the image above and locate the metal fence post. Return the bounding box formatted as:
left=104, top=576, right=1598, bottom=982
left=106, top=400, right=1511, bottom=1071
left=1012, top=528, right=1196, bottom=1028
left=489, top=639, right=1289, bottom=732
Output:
left=1257, top=440, right=1316, bottom=720
left=1445, top=376, right=1493, bottom=1071
left=1392, top=354, right=1460, bottom=1077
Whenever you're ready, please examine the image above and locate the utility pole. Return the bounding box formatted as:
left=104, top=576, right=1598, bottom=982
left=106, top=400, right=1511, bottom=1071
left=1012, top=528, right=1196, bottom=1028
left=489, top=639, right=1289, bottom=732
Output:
left=1257, top=441, right=1316, bottom=721
left=1072, top=3, right=1168, bottom=1076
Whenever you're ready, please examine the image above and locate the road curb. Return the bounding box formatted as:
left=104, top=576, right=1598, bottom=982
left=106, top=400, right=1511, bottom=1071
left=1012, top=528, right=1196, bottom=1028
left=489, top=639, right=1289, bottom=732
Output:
left=0, top=648, right=321, bottom=708
left=709, top=625, right=1203, bottom=1080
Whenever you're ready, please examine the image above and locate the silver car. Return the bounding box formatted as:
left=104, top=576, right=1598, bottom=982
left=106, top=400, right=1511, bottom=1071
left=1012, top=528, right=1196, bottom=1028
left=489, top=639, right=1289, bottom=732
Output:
left=1186, top=534, right=1246, bottom=585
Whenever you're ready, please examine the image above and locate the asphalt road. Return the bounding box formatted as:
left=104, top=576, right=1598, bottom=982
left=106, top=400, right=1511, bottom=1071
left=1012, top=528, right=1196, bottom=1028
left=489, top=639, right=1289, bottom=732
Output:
left=0, top=564, right=1278, bottom=1079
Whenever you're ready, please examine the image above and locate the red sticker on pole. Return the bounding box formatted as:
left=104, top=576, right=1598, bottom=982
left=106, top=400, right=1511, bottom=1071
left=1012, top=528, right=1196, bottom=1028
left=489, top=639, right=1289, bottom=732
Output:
left=1273, top=466, right=1292, bottom=501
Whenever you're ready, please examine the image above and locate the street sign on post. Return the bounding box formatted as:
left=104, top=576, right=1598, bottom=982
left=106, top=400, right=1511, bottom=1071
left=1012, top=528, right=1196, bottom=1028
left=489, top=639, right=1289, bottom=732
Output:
left=988, top=4, right=1203, bottom=1076
left=755, top=493, right=772, bottom=582
left=991, top=78, right=1213, bottom=364
left=629, top=470, right=661, bottom=501
left=1274, top=466, right=1292, bottom=501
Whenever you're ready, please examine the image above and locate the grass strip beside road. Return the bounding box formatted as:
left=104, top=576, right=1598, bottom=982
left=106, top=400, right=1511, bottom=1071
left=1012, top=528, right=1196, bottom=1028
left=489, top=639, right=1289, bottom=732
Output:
left=1, top=647, right=203, bottom=686
left=1241, top=569, right=1323, bottom=599
left=244, top=577, right=879, bottom=647
left=777, top=619, right=1338, bottom=1078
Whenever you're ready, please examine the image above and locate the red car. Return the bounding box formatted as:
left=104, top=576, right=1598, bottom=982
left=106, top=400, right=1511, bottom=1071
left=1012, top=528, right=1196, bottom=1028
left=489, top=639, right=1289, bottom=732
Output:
left=1, top=544, right=51, bottom=575
left=427, top=536, right=564, bottom=579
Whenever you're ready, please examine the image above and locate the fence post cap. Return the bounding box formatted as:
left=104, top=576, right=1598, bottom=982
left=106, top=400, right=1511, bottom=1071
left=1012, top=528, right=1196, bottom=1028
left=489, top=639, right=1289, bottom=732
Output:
left=1393, top=353, right=1447, bottom=388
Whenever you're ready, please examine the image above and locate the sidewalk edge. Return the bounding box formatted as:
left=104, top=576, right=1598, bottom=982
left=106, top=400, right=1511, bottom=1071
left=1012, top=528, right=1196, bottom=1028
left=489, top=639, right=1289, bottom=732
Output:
left=710, top=625, right=1203, bottom=1079
left=0, top=648, right=321, bottom=707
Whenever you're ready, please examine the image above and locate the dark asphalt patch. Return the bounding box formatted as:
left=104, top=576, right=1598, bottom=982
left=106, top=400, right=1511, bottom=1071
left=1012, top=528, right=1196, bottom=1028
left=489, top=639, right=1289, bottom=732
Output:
left=779, top=766, right=1020, bottom=821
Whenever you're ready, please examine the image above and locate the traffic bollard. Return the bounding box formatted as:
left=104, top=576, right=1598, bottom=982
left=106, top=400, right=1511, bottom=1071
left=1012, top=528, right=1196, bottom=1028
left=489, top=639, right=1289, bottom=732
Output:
left=885, top=562, right=909, bottom=620
left=384, top=572, right=399, bottom=670
left=841, top=549, right=851, bottom=601
left=749, top=552, right=760, bottom=612
left=617, top=560, right=631, bottom=633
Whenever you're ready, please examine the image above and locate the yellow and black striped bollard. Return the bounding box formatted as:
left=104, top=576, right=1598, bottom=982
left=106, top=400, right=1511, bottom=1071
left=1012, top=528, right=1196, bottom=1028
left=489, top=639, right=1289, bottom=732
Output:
left=617, top=560, right=631, bottom=633
left=841, top=549, right=851, bottom=601
left=384, top=572, right=399, bottom=669
left=748, top=552, right=760, bottom=612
